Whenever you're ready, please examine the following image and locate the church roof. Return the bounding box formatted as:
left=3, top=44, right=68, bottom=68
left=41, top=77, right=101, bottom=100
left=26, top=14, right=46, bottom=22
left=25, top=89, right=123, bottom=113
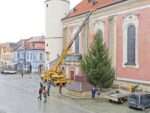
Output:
left=65, top=0, right=127, bottom=18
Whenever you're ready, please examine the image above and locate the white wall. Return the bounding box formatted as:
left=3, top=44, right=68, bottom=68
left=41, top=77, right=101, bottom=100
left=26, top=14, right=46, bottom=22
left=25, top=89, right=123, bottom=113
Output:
left=45, top=0, right=69, bottom=65
left=45, top=38, right=63, bottom=61
left=46, top=0, right=69, bottom=37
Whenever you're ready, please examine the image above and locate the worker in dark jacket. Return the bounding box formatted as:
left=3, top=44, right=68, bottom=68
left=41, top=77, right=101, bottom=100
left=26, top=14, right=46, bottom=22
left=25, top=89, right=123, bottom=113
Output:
left=47, top=80, right=51, bottom=96
left=91, top=87, right=97, bottom=99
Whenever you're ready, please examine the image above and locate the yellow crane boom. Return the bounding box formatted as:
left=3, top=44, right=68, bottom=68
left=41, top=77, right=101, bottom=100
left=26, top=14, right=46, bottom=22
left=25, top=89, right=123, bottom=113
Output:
left=53, top=12, right=92, bottom=72
left=42, top=10, right=94, bottom=86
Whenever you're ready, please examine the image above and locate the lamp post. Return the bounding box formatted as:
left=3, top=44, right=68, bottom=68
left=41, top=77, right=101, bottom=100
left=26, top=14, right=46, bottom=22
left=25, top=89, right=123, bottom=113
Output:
left=24, top=40, right=26, bottom=73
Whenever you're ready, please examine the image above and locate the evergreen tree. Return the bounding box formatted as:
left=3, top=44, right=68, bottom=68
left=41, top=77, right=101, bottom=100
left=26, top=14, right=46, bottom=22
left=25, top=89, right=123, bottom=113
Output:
left=80, top=30, right=115, bottom=89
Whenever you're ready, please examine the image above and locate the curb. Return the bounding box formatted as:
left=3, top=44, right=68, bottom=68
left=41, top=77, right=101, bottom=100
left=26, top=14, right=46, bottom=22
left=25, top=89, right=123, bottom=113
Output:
left=63, top=94, right=92, bottom=100
left=62, top=93, right=107, bottom=101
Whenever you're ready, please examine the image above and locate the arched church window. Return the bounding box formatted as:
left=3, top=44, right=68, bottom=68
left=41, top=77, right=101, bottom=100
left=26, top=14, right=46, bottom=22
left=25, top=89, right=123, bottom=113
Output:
left=94, top=21, right=104, bottom=38
left=127, top=24, right=136, bottom=65
left=72, top=27, right=80, bottom=54
left=75, top=34, right=80, bottom=53
left=96, top=29, right=103, bottom=39
left=123, top=15, right=139, bottom=67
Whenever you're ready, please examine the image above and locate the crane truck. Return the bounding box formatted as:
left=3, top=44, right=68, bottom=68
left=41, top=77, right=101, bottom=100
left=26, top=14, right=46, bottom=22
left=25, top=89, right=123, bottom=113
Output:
left=41, top=10, right=95, bottom=86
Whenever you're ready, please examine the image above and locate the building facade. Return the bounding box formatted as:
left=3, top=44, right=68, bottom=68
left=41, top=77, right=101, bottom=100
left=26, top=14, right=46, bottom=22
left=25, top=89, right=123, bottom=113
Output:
left=0, top=43, right=16, bottom=70
left=62, top=0, right=150, bottom=91
left=15, top=36, right=45, bottom=73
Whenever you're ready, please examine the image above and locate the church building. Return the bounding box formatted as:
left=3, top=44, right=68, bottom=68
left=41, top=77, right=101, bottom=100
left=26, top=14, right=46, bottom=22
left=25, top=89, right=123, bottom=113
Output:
left=62, top=0, right=150, bottom=91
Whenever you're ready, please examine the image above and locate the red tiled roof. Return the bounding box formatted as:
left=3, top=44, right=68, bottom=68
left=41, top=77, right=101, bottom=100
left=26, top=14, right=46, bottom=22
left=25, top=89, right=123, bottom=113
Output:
left=15, top=36, right=45, bottom=50
left=66, top=0, right=126, bottom=18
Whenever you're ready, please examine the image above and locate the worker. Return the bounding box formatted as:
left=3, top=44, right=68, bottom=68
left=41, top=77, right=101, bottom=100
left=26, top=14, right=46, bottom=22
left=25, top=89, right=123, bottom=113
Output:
left=47, top=80, right=51, bottom=96
left=38, top=82, right=43, bottom=100
left=91, top=87, right=97, bottom=99
left=59, top=83, right=63, bottom=95
left=38, top=86, right=43, bottom=100
left=21, top=69, right=24, bottom=78
left=40, top=82, right=43, bottom=88
left=43, top=86, right=47, bottom=103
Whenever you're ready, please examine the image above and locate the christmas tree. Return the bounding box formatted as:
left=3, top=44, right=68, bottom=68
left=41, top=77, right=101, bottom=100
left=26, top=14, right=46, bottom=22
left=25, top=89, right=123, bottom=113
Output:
left=81, top=30, right=115, bottom=89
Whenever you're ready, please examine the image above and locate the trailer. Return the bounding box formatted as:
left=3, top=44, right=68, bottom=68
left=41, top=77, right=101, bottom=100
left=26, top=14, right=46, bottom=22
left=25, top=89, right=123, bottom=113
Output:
left=105, top=90, right=130, bottom=104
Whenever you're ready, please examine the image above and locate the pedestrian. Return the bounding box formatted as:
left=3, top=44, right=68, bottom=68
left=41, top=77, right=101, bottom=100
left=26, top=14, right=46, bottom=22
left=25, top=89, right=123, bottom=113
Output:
left=43, top=80, right=47, bottom=88
left=91, top=87, right=97, bottom=99
left=38, top=82, right=43, bottom=100
left=38, top=87, right=43, bottom=100
left=21, top=70, right=24, bottom=78
left=40, top=82, right=43, bottom=88
left=47, top=80, right=51, bottom=96
left=43, top=86, right=47, bottom=103
left=59, top=83, right=63, bottom=95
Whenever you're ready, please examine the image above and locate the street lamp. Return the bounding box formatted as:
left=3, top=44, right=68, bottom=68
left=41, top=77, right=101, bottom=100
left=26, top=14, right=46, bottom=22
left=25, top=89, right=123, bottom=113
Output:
left=23, top=40, right=26, bottom=73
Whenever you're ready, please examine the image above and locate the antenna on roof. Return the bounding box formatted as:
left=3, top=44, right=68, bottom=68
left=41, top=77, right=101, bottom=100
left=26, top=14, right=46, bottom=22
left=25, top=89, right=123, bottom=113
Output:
left=73, top=8, right=77, bottom=12
left=88, top=0, right=91, bottom=3
left=92, top=0, right=97, bottom=5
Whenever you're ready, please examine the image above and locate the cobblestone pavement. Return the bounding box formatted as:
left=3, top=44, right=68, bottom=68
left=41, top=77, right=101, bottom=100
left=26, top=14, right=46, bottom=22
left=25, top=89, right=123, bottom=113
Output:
left=0, top=73, right=147, bottom=113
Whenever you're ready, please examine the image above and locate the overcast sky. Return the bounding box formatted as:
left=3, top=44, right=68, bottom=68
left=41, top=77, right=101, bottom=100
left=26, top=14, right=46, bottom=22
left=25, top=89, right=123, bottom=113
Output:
left=0, top=0, right=81, bottom=43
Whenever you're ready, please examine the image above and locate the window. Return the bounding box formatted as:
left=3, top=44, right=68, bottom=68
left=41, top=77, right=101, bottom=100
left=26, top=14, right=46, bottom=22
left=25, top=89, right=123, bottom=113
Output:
left=94, top=20, right=104, bottom=41
left=40, top=53, right=43, bottom=61
left=46, top=52, right=50, bottom=60
left=33, top=53, right=36, bottom=61
left=93, top=20, right=104, bottom=39
left=26, top=52, right=29, bottom=60
left=96, top=29, right=103, bottom=39
left=126, top=25, right=136, bottom=65
left=72, top=27, right=81, bottom=54
left=30, top=53, right=32, bottom=60
left=17, top=52, right=20, bottom=59
left=75, top=35, right=79, bottom=53
left=129, top=95, right=138, bottom=101
left=123, top=15, right=139, bottom=67
left=32, top=43, right=35, bottom=48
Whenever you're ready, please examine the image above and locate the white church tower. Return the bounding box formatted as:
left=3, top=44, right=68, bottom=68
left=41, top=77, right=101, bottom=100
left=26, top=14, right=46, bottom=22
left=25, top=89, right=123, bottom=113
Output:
left=45, top=0, right=69, bottom=68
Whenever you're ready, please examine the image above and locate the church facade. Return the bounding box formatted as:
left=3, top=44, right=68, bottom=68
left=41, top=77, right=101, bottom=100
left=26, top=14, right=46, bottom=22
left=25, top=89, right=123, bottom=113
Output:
left=62, top=0, right=150, bottom=91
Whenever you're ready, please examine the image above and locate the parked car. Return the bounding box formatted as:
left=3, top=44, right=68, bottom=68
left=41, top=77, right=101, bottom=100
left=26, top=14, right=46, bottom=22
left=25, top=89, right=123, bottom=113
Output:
left=1, top=70, right=17, bottom=74
left=128, top=92, right=150, bottom=110
left=1, top=64, right=17, bottom=74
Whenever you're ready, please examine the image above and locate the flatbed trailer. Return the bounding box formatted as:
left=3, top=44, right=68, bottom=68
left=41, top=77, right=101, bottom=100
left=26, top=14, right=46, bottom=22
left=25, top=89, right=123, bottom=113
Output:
left=105, top=91, right=130, bottom=104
